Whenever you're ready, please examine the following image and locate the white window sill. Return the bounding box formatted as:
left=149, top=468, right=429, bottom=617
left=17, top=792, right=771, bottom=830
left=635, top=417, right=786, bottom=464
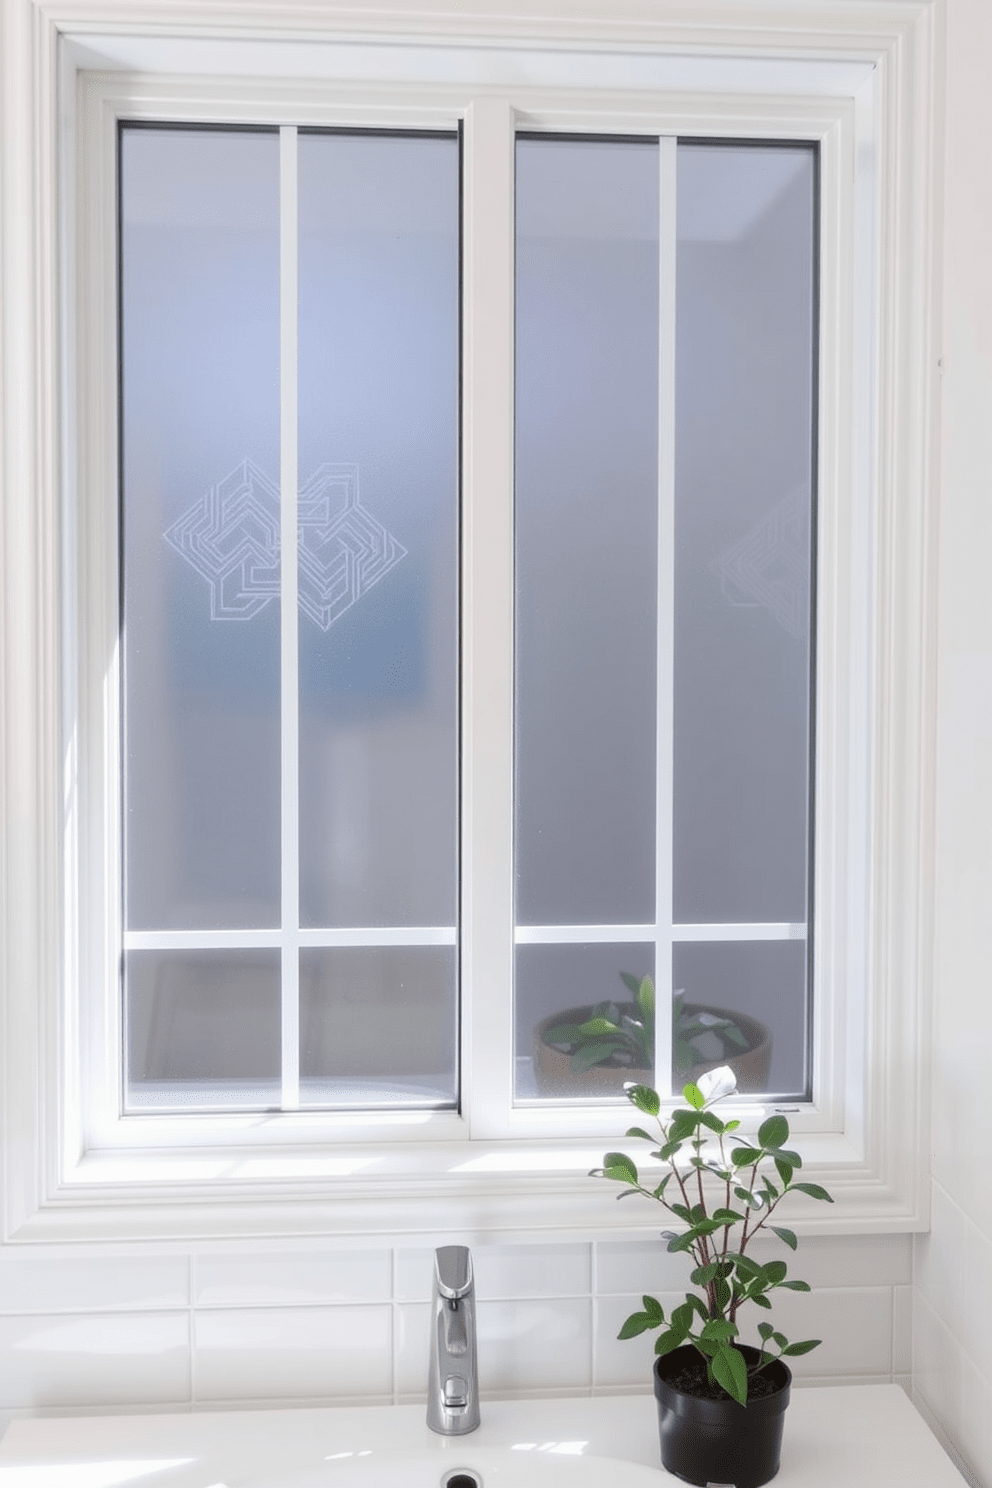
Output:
left=8, top=1124, right=923, bottom=1245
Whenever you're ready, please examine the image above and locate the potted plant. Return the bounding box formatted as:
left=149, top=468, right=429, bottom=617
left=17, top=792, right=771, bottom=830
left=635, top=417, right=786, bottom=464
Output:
left=533, top=974, right=771, bottom=1096
left=592, top=1065, right=834, bottom=1488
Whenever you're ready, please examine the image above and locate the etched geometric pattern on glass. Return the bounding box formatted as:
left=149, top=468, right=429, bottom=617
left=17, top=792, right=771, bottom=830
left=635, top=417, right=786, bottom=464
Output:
left=297, top=462, right=407, bottom=631
left=709, top=488, right=809, bottom=638
left=164, top=457, right=407, bottom=631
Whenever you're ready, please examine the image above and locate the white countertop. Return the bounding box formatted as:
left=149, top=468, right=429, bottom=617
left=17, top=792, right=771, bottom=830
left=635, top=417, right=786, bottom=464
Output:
left=0, top=1386, right=967, bottom=1487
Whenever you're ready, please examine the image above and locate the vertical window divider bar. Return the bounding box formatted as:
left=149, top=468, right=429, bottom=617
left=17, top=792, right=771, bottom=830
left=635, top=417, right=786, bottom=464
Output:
left=279, top=125, right=300, bottom=1110
left=459, top=99, right=516, bottom=1137
left=655, top=135, right=678, bottom=1101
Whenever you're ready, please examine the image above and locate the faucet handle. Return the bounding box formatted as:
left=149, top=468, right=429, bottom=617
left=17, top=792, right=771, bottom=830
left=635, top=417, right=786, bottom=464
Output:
left=434, top=1244, right=473, bottom=1300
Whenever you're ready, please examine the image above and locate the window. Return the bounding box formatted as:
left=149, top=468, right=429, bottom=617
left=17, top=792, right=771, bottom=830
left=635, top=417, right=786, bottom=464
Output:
left=117, top=119, right=817, bottom=1120
left=119, top=123, right=461, bottom=1115
left=0, top=3, right=939, bottom=1241
left=512, top=134, right=817, bottom=1105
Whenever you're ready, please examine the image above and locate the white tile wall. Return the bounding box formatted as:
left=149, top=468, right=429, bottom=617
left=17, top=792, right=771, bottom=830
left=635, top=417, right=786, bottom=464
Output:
left=0, top=1233, right=915, bottom=1417
left=193, top=1304, right=393, bottom=1403
left=193, top=1250, right=391, bottom=1309
left=0, top=1311, right=190, bottom=1410
left=913, top=1182, right=992, bottom=1488
left=914, top=1295, right=992, bottom=1488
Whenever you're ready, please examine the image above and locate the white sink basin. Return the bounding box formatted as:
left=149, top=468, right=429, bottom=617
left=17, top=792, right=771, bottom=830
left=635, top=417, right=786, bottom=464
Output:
left=233, top=1446, right=665, bottom=1488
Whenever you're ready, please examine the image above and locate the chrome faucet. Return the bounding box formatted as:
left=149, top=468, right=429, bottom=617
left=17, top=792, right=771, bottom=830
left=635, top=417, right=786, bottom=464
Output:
left=427, top=1244, right=480, bottom=1435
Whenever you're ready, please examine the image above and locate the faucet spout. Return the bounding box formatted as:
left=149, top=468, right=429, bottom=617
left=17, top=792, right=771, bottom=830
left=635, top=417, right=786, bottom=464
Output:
left=427, top=1246, right=480, bottom=1435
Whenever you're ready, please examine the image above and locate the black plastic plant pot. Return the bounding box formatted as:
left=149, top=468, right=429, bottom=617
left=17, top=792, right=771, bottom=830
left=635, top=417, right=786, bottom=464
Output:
left=653, top=1344, right=792, bottom=1488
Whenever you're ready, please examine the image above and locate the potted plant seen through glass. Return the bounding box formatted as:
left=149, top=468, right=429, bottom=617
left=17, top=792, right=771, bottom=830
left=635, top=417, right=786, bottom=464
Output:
left=592, top=1065, right=834, bottom=1488
left=533, top=973, right=772, bottom=1096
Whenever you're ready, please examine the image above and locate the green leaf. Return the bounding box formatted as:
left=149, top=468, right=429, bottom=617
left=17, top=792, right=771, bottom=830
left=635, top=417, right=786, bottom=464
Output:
left=642, top=1295, right=664, bottom=1320
left=601, top=1152, right=638, bottom=1185
left=671, top=1303, right=694, bottom=1333
left=578, top=1016, right=620, bottom=1036
left=660, top=1139, right=684, bottom=1161
left=780, top=1279, right=812, bottom=1292
left=751, top=1293, right=773, bottom=1308
left=637, top=975, right=655, bottom=1018
left=685, top=1293, right=709, bottom=1321
left=700, top=1319, right=738, bottom=1342
left=711, top=1345, right=748, bottom=1405
left=757, top=1322, right=775, bottom=1341
left=689, top=1219, right=725, bottom=1237
left=791, top=1181, right=833, bottom=1202
left=764, top=1260, right=788, bottom=1285
left=691, top=1262, right=721, bottom=1285
left=625, top=1126, right=654, bottom=1144
left=758, top=1114, right=790, bottom=1150
left=673, top=1040, right=698, bottom=1073
left=731, top=1146, right=763, bottom=1167
left=670, top=1203, right=690, bottom=1222
left=712, top=1207, right=743, bottom=1224
left=724, top=1119, right=741, bottom=1133
left=571, top=1041, right=623, bottom=1072
left=654, top=1329, right=687, bottom=1358
left=669, top=1111, right=700, bottom=1143
left=617, top=1312, right=658, bottom=1339
left=618, top=972, right=642, bottom=997
left=626, top=1084, right=661, bottom=1117
left=666, top=1231, right=697, bottom=1253
left=683, top=1082, right=706, bottom=1110
left=770, top=1226, right=798, bottom=1251
left=713, top=1277, right=732, bottom=1311
left=778, top=1149, right=803, bottom=1170
left=783, top=1339, right=822, bottom=1356
left=734, top=1185, right=762, bottom=1209
left=772, top=1332, right=788, bottom=1349
left=732, top=1254, right=762, bottom=1280
left=774, top=1158, right=795, bottom=1189
left=696, top=1110, right=725, bottom=1133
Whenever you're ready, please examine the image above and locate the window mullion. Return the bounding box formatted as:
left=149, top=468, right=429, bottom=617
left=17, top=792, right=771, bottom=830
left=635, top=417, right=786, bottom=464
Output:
left=654, top=134, right=677, bottom=1100
left=460, top=98, right=517, bottom=1139
left=279, top=124, right=300, bottom=1110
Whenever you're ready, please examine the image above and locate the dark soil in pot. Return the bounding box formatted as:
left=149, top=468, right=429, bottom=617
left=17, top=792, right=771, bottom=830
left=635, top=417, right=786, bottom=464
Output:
left=653, top=1343, right=791, bottom=1488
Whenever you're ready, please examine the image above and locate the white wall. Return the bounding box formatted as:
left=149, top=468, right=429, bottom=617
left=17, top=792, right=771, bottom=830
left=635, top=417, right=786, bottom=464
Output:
left=914, top=1, right=992, bottom=1485
left=0, top=1234, right=910, bottom=1423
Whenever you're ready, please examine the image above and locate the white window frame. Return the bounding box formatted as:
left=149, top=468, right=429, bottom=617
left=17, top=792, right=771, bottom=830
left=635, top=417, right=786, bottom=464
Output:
left=0, top=0, right=941, bottom=1245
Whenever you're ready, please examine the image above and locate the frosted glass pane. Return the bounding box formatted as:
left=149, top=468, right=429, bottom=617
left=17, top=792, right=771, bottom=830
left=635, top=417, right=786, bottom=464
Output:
left=299, top=947, right=456, bottom=1108
left=673, top=143, right=816, bottom=924
left=297, top=133, right=459, bottom=928
left=516, top=942, right=654, bottom=1101
left=125, top=949, right=281, bottom=1110
left=120, top=127, right=281, bottom=930
left=514, top=137, right=659, bottom=927
left=672, top=939, right=809, bottom=1099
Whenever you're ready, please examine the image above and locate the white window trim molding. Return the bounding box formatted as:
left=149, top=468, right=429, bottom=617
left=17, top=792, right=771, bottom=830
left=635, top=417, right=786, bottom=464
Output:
left=0, top=0, right=942, bottom=1245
